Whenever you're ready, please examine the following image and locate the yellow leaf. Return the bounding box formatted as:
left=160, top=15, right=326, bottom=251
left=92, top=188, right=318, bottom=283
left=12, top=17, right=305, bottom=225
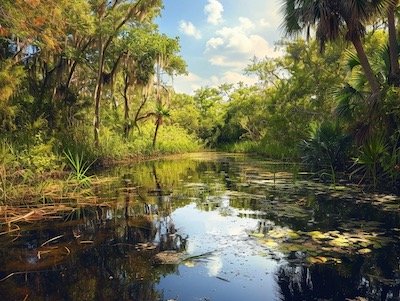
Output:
left=357, top=248, right=372, bottom=254
left=262, top=239, right=278, bottom=248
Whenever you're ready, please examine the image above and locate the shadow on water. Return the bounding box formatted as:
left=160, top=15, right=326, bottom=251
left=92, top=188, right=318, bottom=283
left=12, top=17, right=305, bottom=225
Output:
left=0, top=153, right=399, bottom=300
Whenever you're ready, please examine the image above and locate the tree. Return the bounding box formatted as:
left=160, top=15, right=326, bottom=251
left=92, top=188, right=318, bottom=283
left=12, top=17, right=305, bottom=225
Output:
left=386, top=0, right=400, bottom=85
left=242, top=39, right=346, bottom=154
left=0, top=0, right=95, bottom=134
left=91, top=0, right=162, bottom=147
left=282, top=0, right=391, bottom=96
left=193, top=87, right=225, bottom=147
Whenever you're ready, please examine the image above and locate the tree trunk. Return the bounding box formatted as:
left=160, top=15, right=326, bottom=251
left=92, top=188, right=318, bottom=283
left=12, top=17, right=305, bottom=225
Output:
left=134, top=93, right=149, bottom=132
left=66, top=38, right=92, bottom=89
left=152, top=118, right=161, bottom=148
left=123, top=74, right=130, bottom=138
left=94, top=38, right=104, bottom=148
left=351, top=35, right=380, bottom=97
left=388, top=1, right=400, bottom=86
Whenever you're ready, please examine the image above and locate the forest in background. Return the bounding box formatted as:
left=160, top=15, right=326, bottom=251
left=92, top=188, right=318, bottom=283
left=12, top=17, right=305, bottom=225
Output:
left=0, top=0, right=400, bottom=192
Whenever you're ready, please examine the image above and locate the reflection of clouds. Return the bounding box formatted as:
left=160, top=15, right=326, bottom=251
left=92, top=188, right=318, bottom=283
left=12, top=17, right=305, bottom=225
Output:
left=207, top=255, right=223, bottom=277
left=227, top=225, right=242, bottom=236
left=221, top=195, right=230, bottom=207
left=106, top=209, right=113, bottom=220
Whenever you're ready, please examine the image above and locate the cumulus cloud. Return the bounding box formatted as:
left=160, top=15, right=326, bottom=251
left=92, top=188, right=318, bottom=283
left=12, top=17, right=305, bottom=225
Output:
left=179, top=20, right=202, bottom=39
left=238, top=17, right=255, bottom=30
left=204, top=0, right=224, bottom=25
left=205, top=37, right=224, bottom=51
left=209, top=16, right=279, bottom=59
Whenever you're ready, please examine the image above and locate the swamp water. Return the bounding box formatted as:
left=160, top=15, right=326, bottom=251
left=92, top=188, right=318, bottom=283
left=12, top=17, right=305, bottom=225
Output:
left=0, top=152, right=400, bottom=301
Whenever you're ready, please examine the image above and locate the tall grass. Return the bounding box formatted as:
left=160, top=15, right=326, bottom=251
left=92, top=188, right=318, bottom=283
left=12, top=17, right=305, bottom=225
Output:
left=0, top=141, right=16, bottom=202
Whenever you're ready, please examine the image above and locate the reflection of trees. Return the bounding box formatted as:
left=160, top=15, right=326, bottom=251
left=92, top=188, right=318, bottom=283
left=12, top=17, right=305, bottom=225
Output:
left=277, top=263, right=368, bottom=300
left=276, top=247, right=400, bottom=301
left=2, top=155, right=400, bottom=300
left=0, top=198, right=184, bottom=300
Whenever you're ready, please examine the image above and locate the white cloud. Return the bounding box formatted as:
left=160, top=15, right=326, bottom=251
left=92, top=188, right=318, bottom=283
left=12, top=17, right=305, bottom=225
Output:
left=172, top=70, right=258, bottom=94
left=209, top=55, right=244, bottom=68
left=173, top=72, right=203, bottom=94
left=238, top=17, right=255, bottom=30
left=179, top=20, right=202, bottom=39
left=211, top=71, right=258, bottom=87
left=204, top=0, right=224, bottom=25
left=206, top=37, right=224, bottom=51
left=259, top=18, right=270, bottom=28
left=207, top=255, right=223, bottom=277
left=228, top=0, right=282, bottom=32
left=210, top=16, right=279, bottom=59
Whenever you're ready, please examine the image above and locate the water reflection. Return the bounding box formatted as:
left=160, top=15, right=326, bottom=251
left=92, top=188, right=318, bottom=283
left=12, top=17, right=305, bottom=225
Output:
left=0, top=153, right=399, bottom=300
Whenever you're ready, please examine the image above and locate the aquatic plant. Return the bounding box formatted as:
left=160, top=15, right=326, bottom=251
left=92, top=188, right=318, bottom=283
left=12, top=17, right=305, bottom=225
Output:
left=63, top=149, right=95, bottom=188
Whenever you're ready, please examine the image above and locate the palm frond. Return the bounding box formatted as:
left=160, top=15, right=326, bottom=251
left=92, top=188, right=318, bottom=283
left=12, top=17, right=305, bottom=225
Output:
left=344, top=49, right=361, bottom=70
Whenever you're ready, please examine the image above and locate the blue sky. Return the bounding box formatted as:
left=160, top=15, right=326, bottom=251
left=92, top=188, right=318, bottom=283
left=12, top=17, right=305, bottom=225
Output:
left=156, top=0, right=284, bottom=94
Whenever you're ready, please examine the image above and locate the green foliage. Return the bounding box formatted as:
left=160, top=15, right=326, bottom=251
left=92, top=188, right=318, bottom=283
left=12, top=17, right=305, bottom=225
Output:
left=301, top=122, right=351, bottom=182
left=64, top=149, right=94, bottom=188
left=221, top=140, right=298, bottom=160
left=220, top=85, right=266, bottom=143
left=156, top=125, right=201, bottom=153
left=170, top=93, right=200, bottom=134
left=0, top=141, right=17, bottom=168
left=192, top=87, right=226, bottom=147
left=351, top=135, right=388, bottom=188
left=17, top=135, right=62, bottom=174
left=0, top=141, right=18, bottom=202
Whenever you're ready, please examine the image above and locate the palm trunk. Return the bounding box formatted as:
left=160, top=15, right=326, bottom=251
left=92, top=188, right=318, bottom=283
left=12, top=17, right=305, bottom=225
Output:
left=152, top=118, right=161, bottom=148
left=388, top=1, right=400, bottom=86
left=351, top=35, right=380, bottom=96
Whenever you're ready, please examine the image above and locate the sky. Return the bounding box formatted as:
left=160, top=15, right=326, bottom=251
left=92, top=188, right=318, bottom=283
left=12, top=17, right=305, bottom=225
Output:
left=156, top=0, right=284, bottom=94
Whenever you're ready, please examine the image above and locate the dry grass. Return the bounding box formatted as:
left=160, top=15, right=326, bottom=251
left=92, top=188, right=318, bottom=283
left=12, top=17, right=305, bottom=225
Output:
left=0, top=175, right=121, bottom=235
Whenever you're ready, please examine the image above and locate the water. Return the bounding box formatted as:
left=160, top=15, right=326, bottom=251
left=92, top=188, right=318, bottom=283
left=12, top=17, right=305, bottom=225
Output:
left=0, top=153, right=399, bottom=300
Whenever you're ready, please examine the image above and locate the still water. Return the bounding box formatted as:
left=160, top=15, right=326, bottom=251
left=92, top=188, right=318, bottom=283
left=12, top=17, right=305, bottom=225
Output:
left=0, top=153, right=399, bottom=300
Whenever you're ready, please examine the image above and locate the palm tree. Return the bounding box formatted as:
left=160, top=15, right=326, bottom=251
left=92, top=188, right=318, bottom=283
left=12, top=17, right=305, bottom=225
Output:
left=282, top=0, right=392, bottom=97
left=152, top=104, right=171, bottom=148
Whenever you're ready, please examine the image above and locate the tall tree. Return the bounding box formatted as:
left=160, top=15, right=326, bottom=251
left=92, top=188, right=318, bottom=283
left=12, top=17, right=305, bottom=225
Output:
left=282, top=0, right=391, bottom=96
left=91, top=0, right=162, bottom=147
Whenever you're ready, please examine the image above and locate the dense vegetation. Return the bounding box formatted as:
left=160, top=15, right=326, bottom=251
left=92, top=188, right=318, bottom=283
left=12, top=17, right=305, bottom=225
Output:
left=0, top=0, right=400, bottom=193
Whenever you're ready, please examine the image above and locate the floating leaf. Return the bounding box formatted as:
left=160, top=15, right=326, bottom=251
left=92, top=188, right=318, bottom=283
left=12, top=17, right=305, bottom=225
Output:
left=261, top=239, right=278, bottom=248
left=249, top=232, right=265, bottom=238
left=308, top=256, right=328, bottom=264
left=308, top=231, right=328, bottom=240
left=357, top=248, right=372, bottom=254
left=330, top=237, right=350, bottom=247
